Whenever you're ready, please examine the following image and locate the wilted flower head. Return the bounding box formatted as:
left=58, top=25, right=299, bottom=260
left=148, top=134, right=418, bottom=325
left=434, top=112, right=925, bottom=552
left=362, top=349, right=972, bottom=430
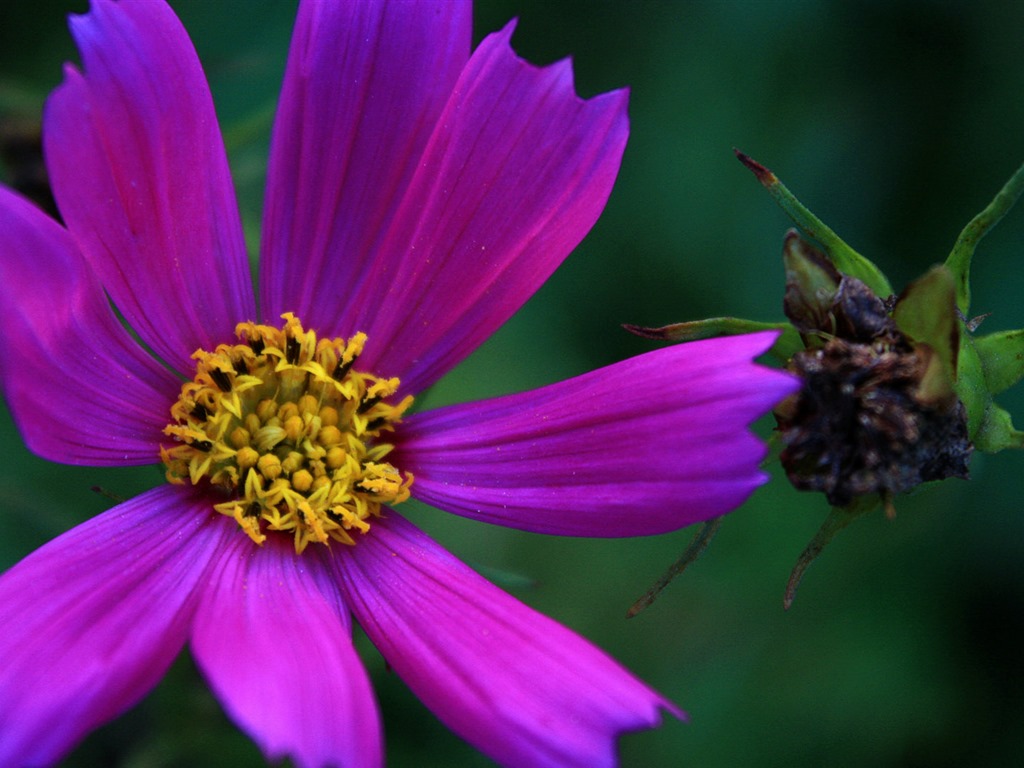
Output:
left=774, top=232, right=972, bottom=507
left=0, top=1, right=796, bottom=765
left=630, top=150, right=1024, bottom=608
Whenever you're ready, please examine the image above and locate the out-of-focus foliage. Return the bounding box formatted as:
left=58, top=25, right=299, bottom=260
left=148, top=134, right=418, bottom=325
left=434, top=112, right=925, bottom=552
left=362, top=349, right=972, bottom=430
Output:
left=1, top=1, right=1023, bottom=766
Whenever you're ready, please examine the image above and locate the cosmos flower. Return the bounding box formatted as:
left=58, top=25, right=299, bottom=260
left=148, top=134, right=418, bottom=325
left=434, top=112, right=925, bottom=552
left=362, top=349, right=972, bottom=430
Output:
left=0, top=1, right=796, bottom=766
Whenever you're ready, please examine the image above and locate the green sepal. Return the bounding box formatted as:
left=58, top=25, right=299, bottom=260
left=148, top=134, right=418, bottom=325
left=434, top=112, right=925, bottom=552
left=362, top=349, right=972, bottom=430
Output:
left=890, top=265, right=959, bottom=404
left=973, top=329, right=1024, bottom=395
left=626, top=518, right=723, bottom=618
left=784, top=496, right=878, bottom=610
left=945, top=161, right=1024, bottom=314
left=973, top=403, right=1024, bottom=453
left=940, top=161, right=1024, bottom=448
left=781, top=229, right=841, bottom=338
left=735, top=150, right=893, bottom=298
left=623, top=317, right=801, bottom=362
left=956, top=329, right=995, bottom=443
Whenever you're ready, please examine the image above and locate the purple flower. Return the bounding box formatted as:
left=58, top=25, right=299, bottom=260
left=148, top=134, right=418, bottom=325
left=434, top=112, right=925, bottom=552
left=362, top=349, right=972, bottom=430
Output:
left=0, top=1, right=796, bottom=766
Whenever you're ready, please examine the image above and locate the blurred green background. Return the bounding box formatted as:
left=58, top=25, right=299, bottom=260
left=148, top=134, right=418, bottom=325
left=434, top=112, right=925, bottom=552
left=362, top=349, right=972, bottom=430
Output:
left=2, top=1, right=1023, bottom=766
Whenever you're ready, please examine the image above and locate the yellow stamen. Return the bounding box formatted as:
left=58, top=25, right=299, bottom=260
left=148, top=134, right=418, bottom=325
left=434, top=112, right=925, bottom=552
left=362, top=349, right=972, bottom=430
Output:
left=162, top=313, right=413, bottom=552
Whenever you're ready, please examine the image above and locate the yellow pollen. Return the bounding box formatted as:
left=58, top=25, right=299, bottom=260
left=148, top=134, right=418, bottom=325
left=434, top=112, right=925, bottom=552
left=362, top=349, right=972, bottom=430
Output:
left=161, top=313, right=414, bottom=552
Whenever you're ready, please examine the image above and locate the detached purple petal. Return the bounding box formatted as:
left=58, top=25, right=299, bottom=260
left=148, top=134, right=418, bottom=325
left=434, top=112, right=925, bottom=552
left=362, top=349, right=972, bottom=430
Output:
left=44, top=0, right=254, bottom=374
left=0, top=487, right=231, bottom=767
left=191, top=537, right=382, bottom=768
left=330, top=513, right=681, bottom=768
left=340, top=22, right=629, bottom=394
left=260, top=0, right=471, bottom=333
left=0, top=186, right=177, bottom=466
left=395, top=332, right=796, bottom=536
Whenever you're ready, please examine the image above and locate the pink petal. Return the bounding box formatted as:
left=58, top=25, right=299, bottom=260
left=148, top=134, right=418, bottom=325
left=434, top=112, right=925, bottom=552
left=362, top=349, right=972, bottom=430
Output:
left=338, top=22, right=629, bottom=395
left=329, top=513, right=681, bottom=768
left=260, top=0, right=471, bottom=331
left=0, top=486, right=231, bottom=766
left=191, top=536, right=381, bottom=768
left=394, top=333, right=798, bottom=536
left=43, top=0, right=254, bottom=374
left=0, top=186, right=178, bottom=466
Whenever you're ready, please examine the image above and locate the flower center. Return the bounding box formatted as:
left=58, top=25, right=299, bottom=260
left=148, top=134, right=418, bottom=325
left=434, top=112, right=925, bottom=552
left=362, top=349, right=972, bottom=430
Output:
left=161, top=313, right=413, bottom=553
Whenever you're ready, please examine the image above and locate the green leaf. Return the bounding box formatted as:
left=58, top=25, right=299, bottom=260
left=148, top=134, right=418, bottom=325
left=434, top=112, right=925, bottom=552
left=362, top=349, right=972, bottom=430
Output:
left=735, top=150, right=893, bottom=298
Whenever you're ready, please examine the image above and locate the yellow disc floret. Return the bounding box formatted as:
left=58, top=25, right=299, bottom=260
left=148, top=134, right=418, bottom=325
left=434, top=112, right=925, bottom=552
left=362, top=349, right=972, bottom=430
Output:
left=161, top=313, right=413, bottom=553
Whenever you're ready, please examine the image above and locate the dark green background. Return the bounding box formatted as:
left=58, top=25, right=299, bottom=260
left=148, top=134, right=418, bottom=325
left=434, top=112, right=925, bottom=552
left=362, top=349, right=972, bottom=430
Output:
left=2, top=1, right=1023, bottom=765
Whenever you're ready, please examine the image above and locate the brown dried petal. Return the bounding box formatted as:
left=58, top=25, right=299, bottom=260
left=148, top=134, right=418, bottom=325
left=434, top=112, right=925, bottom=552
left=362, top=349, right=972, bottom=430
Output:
left=777, top=336, right=971, bottom=506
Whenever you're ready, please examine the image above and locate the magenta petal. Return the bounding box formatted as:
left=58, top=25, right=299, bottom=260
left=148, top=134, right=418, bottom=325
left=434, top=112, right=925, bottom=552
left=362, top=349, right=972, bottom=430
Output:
left=191, top=537, right=381, bottom=768
left=0, top=486, right=230, bottom=766
left=339, top=22, right=629, bottom=394
left=260, top=0, right=471, bottom=330
left=0, top=186, right=178, bottom=465
left=43, top=0, right=254, bottom=373
left=395, top=332, right=798, bottom=536
left=330, top=513, right=680, bottom=768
